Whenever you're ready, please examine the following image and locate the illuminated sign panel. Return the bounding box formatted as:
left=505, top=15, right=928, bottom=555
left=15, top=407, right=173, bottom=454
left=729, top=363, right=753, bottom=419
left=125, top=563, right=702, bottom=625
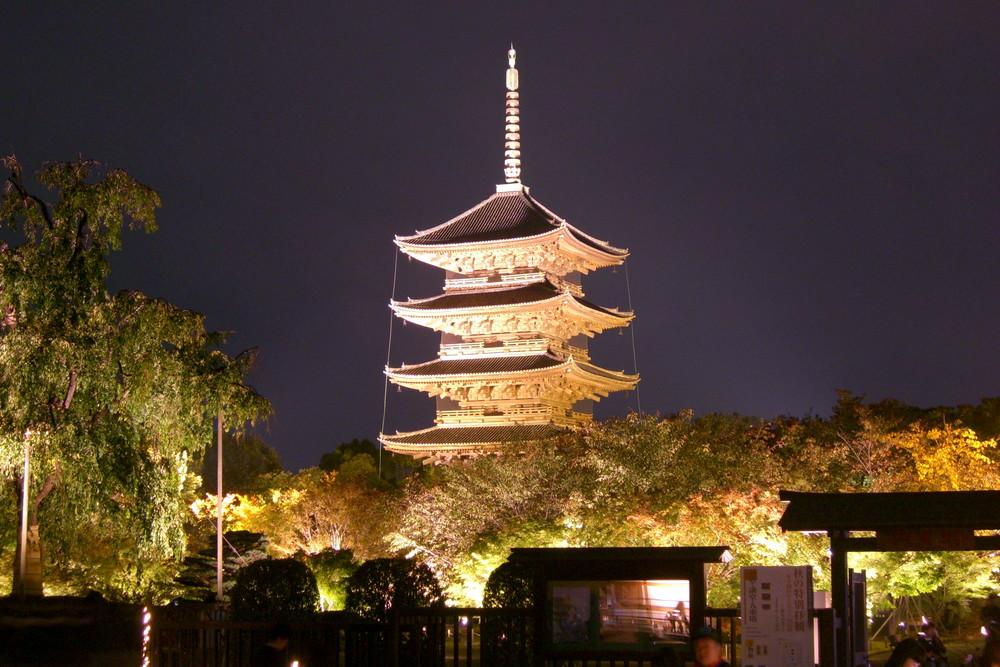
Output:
left=549, top=580, right=690, bottom=648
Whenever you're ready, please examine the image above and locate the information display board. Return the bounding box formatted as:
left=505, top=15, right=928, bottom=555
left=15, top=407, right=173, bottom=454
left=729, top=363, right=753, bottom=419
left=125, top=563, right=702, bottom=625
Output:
left=740, top=566, right=814, bottom=667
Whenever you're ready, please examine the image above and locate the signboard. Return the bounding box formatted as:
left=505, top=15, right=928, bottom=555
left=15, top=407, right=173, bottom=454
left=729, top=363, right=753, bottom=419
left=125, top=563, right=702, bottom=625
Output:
left=548, top=580, right=690, bottom=648
left=741, top=566, right=813, bottom=667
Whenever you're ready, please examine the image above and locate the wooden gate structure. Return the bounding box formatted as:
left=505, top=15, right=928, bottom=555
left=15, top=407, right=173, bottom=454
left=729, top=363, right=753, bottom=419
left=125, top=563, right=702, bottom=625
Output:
left=779, top=490, right=1000, bottom=667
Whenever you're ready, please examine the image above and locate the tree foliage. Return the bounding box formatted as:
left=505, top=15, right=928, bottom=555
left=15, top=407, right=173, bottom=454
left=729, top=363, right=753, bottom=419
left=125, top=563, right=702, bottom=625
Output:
left=319, top=438, right=421, bottom=488
left=0, top=157, right=269, bottom=593
left=305, top=548, right=358, bottom=611
left=200, top=432, right=283, bottom=495
left=384, top=397, right=1000, bottom=610
left=227, top=467, right=400, bottom=560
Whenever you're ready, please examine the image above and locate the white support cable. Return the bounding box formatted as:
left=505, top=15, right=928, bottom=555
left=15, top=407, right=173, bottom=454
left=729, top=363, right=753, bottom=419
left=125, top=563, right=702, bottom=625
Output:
left=378, top=249, right=401, bottom=476
left=624, top=259, right=642, bottom=415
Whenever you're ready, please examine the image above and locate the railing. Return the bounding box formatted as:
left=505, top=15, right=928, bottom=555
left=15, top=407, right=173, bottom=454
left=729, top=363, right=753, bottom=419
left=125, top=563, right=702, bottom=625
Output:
left=443, top=272, right=584, bottom=297
left=555, top=342, right=589, bottom=360
left=148, top=605, right=743, bottom=666
left=147, top=606, right=385, bottom=667
left=436, top=407, right=592, bottom=426
left=395, top=607, right=533, bottom=666
left=438, top=339, right=589, bottom=361
left=147, top=605, right=533, bottom=667
left=440, top=338, right=550, bottom=356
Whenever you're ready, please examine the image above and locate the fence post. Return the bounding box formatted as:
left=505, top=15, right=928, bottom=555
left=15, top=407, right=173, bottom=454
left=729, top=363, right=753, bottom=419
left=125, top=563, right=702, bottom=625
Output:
left=388, top=606, right=399, bottom=667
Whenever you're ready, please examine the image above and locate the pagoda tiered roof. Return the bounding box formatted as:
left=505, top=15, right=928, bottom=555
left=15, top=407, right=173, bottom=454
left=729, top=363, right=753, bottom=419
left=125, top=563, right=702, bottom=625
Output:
left=379, top=423, right=561, bottom=461
left=390, top=280, right=632, bottom=338
left=394, top=280, right=624, bottom=314
left=395, top=187, right=628, bottom=275
left=386, top=352, right=638, bottom=403
left=387, top=352, right=635, bottom=382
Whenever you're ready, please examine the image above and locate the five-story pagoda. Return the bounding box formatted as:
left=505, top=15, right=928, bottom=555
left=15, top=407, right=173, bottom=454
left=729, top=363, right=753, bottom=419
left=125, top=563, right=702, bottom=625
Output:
left=380, top=48, right=638, bottom=463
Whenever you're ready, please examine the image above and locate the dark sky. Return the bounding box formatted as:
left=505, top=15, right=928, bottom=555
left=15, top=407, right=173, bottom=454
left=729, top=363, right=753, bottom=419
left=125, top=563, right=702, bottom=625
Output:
left=4, top=3, right=1000, bottom=472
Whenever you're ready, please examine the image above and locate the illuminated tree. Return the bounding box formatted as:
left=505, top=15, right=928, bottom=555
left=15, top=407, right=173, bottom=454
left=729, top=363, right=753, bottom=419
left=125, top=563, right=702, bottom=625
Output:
left=305, top=548, right=358, bottom=611
left=0, top=157, right=269, bottom=597
left=318, top=438, right=421, bottom=487
left=883, top=423, right=999, bottom=491
left=231, top=466, right=399, bottom=560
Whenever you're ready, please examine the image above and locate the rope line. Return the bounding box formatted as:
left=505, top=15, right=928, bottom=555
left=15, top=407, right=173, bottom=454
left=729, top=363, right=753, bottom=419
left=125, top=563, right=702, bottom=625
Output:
left=379, top=249, right=401, bottom=476
left=624, top=258, right=642, bottom=415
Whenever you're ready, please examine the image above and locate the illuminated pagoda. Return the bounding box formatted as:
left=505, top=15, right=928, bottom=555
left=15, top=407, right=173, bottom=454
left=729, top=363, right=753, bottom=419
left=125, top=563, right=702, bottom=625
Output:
left=380, top=47, right=638, bottom=463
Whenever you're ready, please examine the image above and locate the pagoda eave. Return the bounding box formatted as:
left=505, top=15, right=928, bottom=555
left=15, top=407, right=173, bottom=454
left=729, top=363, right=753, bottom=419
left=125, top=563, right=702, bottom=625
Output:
left=379, top=423, right=565, bottom=459
left=390, top=297, right=633, bottom=337
left=395, top=228, right=626, bottom=276
left=385, top=357, right=638, bottom=404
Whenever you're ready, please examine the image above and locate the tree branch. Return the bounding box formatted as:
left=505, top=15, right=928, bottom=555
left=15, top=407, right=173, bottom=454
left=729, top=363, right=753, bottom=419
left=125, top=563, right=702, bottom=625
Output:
left=30, top=462, right=62, bottom=525
left=70, top=209, right=89, bottom=262
left=4, top=156, right=54, bottom=231
left=62, top=369, right=78, bottom=410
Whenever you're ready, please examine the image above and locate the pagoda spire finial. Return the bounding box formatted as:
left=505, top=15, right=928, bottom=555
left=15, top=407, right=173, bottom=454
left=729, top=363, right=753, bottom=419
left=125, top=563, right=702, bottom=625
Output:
left=503, top=45, right=521, bottom=184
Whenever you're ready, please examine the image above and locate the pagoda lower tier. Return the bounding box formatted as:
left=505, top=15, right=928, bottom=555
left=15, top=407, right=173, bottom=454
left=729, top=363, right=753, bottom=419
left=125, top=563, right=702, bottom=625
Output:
left=379, top=423, right=561, bottom=463
left=381, top=351, right=638, bottom=461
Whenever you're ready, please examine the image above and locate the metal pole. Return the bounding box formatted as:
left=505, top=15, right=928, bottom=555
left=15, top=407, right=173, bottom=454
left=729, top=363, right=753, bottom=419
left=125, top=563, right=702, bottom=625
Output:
left=216, top=410, right=224, bottom=603
left=19, top=441, right=30, bottom=601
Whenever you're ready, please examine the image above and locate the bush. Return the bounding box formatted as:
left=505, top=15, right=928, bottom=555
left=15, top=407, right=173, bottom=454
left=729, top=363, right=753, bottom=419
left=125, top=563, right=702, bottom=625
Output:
left=230, top=557, right=319, bottom=621
left=344, top=558, right=444, bottom=622
left=483, top=561, right=534, bottom=609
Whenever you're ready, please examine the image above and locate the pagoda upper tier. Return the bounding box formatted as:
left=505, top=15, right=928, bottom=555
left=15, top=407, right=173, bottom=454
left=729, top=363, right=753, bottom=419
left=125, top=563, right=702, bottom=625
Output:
left=395, top=185, right=628, bottom=276
left=391, top=276, right=633, bottom=339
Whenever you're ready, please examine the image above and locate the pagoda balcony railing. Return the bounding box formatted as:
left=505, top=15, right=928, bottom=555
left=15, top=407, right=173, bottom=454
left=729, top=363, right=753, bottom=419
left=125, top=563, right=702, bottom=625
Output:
left=436, top=406, right=593, bottom=425
left=440, top=338, right=549, bottom=356
left=555, top=342, right=589, bottom=359
left=443, top=271, right=583, bottom=296
left=439, top=339, right=589, bottom=359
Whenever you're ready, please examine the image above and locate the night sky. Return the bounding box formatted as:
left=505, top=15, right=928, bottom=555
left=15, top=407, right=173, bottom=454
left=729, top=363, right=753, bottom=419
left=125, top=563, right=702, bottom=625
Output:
left=4, top=4, right=1000, bottom=472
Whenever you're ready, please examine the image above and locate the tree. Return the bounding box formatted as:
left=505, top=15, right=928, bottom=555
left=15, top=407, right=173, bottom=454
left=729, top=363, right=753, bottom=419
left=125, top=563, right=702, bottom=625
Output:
left=174, top=530, right=269, bottom=601
left=228, top=467, right=400, bottom=560
left=0, top=157, right=269, bottom=596
left=318, top=438, right=421, bottom=488
left=304, top=548, right=358, bottom=611
left=200, top=432, right=283, bottom=495
left=884, top=423, right=999, bottom=491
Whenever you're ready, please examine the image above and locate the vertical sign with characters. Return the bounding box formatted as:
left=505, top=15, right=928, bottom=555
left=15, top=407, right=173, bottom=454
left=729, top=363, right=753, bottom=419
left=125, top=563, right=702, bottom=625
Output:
left=741, top=566, right=814, bottom=667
